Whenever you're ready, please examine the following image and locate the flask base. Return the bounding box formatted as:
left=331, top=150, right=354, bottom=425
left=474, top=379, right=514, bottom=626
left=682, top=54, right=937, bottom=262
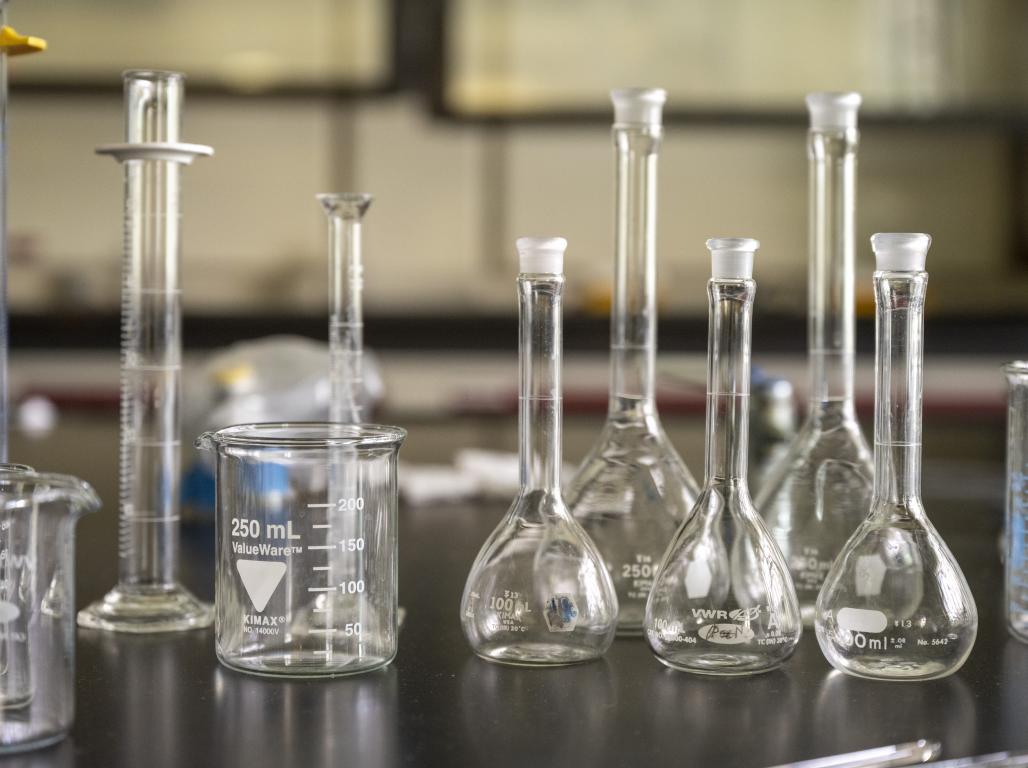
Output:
left=473, top=643, right=605, bottom=667
left=77, top=582, right=213, bottom=633
left=653, top=651, right=790, bottom=677
left=820, top=654, right=962, bottom=681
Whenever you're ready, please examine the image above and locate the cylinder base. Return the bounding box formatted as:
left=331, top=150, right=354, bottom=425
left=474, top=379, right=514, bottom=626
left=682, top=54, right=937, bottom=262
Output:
left=77, top=583, right=212, bottom=633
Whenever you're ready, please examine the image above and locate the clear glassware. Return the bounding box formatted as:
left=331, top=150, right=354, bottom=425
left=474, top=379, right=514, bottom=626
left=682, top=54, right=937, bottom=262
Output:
left=645, top=238, right=802, bottom=675
left=319, top=192, right=371, bottom=425
left=461, top=237, right=618, bottom=666
left=1004, top=360, right=1028, bottom=643
left=196, top=422, right=406, bottom=677
left=815, top=233, right=977, bottom=680
left=78, top=70, right=214, bottom=633
left=757, top=93, right=873, bottom=625
left=0, top=465, right=99, bottom=752
left=317, top=192, right=372, bottom=620
left=567, top=89, right=700, bottom=635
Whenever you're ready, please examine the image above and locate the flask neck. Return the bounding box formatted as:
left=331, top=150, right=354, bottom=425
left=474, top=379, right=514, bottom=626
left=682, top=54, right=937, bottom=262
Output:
left=519, top=274, right=564, bottom=493
left=704, top=278, right=755, bottom=485
left=872, top=271, right=928, bottom=510
left=609, top=126, right=661, bottom=417
left=322, top=196, right=371, bottom=424
left=807, top=129, right=858, bottom=407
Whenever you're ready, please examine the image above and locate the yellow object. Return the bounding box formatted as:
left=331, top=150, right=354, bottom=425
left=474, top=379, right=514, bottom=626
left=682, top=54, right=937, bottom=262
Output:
left=0, top=26, right=46, bottom=56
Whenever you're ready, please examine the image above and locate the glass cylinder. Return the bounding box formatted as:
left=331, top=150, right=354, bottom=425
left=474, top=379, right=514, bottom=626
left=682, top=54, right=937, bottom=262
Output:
left=461, top=237, right=617, bottom=665
left=1004, top=360, right=1028, bottom=643
left=78, top=70, right=213, bottom=633
left=567, top=88, right=699, bottom=635
left=318, top=193, right=372, bottom=425
left=645, top=238, right=801, bottom=675
left=815, top=233, right=977, bottom=680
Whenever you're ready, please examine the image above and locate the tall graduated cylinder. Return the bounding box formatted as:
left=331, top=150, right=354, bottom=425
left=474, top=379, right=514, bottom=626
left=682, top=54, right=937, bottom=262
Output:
left=198, top=422, right=405, bottom=677
left=1005, top=361, right=1028, bottom=643
left=78, top=70, right=213, bottom=633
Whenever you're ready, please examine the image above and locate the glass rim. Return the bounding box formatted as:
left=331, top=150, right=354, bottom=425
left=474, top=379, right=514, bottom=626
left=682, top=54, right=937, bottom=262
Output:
left=1003, top=360, right=1028, bottom=376
left=200, top=421, right=407, bottom=449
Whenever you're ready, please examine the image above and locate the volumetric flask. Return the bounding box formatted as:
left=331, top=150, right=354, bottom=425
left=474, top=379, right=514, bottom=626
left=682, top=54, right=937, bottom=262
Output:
left=0, top=465, right=98, bottom=752
left=567, top=88, right=700, bottom=635
left=815, top=234, right=977, bottom=680
left=1005, top=360, right=1028, bottom=643
left=461, top=238, right=618, bottom=666
left=197, top=422, right=405, bottom=677
left=644, top=239, right=802, bottom=676
left=757, top=93, right=873, bottom=625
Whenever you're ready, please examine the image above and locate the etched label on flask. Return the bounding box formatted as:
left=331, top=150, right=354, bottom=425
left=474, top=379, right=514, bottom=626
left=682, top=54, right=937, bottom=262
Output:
left=487, top=589, right=532, bottom=633
left=619, top=553, right=659, bottom=600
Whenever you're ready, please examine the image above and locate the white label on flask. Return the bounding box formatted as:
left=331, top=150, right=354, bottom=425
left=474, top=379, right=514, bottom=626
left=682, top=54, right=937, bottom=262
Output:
left=837, top=607, right=888, bottom=634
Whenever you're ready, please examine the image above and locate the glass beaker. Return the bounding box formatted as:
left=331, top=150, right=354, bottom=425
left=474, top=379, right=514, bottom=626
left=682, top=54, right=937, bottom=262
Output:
left=196, top=422, right=405, bottom=677
left=0, top=465, right=99, bottom=752
left=815, top=234, right=977, bottom=680
left=1005, top=361, right=1028, bottom=643
left=644, top=239, right=802, bottom=676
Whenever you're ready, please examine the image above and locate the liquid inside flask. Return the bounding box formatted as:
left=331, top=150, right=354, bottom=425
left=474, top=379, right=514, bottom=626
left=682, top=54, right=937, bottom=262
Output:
left=645, top=239, right=802, bottom=675
left=461, top=237, right=618, bottom=666
left=815, top=234, right=977, bottom=681
left=757, top=93, right=873, bottom=625
left=567, top=88, right=700, bottom=635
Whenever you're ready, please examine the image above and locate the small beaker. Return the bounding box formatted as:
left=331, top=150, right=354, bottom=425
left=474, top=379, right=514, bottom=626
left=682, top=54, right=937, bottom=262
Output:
left=197, top=422, right=405, bottom=677
left=1005, top=361, right=1028, bottom=643
left=0, top=465, right=99, bottom=752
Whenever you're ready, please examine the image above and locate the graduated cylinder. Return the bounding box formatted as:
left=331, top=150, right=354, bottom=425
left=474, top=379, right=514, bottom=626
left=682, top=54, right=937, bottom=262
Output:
left=78, top=70, right=213, bottom=633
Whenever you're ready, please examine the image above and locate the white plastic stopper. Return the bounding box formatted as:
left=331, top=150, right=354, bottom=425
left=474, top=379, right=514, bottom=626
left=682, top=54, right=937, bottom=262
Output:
left=516, top=237, right=566, bottom=275
left=805, top=91, right=862, bottom=131
left=611, top=88, right=667, bottom=126
left=870, top=233, right=931, bottom=272
left=706, top=238, right=758, bottom=280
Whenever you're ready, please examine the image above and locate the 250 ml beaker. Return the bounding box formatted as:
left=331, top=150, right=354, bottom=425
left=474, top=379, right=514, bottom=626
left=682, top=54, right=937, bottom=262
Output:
left=0, top=465, right=99, bottom=752
left=197, top=422, right=405, bottom=677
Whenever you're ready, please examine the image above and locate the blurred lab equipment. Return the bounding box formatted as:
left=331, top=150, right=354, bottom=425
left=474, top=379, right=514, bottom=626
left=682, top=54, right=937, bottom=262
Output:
left=567, top=88, right=700, bottom=635
left=319, top=192, right=371, bottom=425
left=766, top=739, right=940, bottom=768
left=0, top=464, right=98, bottom=752
left=461, top=237, right=618, bottom=665
left=1004, top=360, right=1028, bottom=643
left=816, top=234, right=977, bottom=680
left=749, top=368, right=798, bottom=495
left=180, top=336, right=384, bottom=521
left=78, top=70, right=214, bottom=633
left=645, top=238, right=802, bottom=675
left=758, top=93, right=874, bottom=626
left=197, top=421, right=405, bottom=677
left=0, top=10, right=45, bottom=462
left=318, top=193, right=372, bottom=622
